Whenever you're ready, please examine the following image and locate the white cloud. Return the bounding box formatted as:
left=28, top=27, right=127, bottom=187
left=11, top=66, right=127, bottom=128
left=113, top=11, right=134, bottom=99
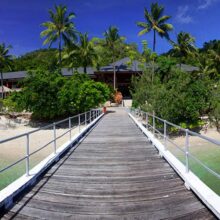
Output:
left=198, top=0, right=217, bottom=9
left=176, top=6, right=193, bottom=24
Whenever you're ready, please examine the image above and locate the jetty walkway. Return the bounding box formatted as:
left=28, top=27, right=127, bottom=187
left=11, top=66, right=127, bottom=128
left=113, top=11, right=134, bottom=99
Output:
left=2, top=108, right=215, bottom=219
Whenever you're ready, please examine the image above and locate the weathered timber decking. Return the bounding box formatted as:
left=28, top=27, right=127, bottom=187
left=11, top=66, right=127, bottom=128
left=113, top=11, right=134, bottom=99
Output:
left=2, top=108, right=216, bottom=219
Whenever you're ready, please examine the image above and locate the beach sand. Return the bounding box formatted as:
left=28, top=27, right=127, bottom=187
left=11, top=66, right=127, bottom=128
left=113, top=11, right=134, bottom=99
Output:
left=0, top=115, right=85, bottom=167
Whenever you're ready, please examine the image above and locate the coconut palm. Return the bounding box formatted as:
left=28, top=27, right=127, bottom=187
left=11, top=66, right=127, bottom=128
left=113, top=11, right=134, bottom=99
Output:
left=171, top=32, right=196, bottom=67
left=0, top=43, right=12, bottom=99
left=197, top=47, right=220, bottom=79
left=137, top=2, right=173, bottom=52
left=103, top=26, right=122, bottom=90
left=40, top=4, right=77, bottom=66
left=63, top=33, right=98, bottom=73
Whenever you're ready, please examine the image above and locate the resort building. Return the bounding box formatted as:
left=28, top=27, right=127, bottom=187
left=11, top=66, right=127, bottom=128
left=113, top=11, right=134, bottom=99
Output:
left=1, top=57, right=198, bottom=98
left=1, top=58, right=143, bottom=98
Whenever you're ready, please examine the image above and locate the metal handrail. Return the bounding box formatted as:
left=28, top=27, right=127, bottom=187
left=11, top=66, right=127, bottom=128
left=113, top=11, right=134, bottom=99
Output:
left=130, top=108, right=220, bottom=181
left=0, top=109, right=102, bottom=178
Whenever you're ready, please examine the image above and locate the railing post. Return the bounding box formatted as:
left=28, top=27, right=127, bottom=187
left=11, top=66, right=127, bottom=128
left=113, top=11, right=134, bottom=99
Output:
left=69, top=117, right=72, bottom=140
left=26, top=134, right=30, bottom=176
left=90, top=110, right=92, bottom=123
left=185, top=129, right=189, bottom=173
left=53, top=122, right=56, bottom=154
left=164, top=120, right=167, bottom=150
left=85, top=112, right=87, bottom=126
left=78, top=114, right=81, bottom=133
left=153, top=111, right=155, bottom=136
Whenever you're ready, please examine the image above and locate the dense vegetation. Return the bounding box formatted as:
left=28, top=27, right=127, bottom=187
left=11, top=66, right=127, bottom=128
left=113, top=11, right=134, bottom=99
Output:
left=0, top=2, right=220, bottom=128
left=6, top=49, right=58, bottom=72
left=4, top=69, right=110, bottom=119
left=131, top=38, right=220, bottom=128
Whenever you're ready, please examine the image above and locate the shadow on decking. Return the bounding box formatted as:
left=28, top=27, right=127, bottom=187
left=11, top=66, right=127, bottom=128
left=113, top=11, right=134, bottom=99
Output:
left=0, top=116, right=103, bottom=218
left=1, top=144, right=78, bottom=219
left=105, top=110, right=115, bottom=114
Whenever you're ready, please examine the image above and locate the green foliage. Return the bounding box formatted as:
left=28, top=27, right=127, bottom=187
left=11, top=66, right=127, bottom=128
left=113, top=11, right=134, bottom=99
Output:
left=137, top=2, right=173, bottom=52
left=63, top=33, right=98, bottom=72
left=170, top=32, right=196, bottom=62
left=132, top=66, right=212, bottom=127
left=9, top=49, right=58, bottom=71
left=4, top=69, right=110, bottom=119
left=156, top=56, right=177, bottom=82
left=40, top=4, right=77, bottom=65
left=58, top=73, right=91, bottom=114
left=209, top=84, right=220, bottom=131
left=200, top=40, right=220, bottom=52
left=92, top=36, right=140, bottom=67
left=3, top=92, right=24, bottom=112
left=103, top=26, right=125, bottom=65
left=18, top=69, right=65, bottom=119
left=0, top=99, right=3, bottom=111
left=0, top=43, right=13, bottom=99
left=78, top=81, right=110, bottom=110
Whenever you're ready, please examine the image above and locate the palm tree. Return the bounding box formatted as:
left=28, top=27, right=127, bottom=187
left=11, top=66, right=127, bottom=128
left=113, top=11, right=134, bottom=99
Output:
left=137, top=2, right=173, bottom=52
left=40, top=4, right=77, bottom=66
left=63, top=33, right=98, bottom=73
left=0, top=43, right=12, bottom=99
left=103, top=26, right=122, bottom=90
left=171, top=32, right=196, bottom=67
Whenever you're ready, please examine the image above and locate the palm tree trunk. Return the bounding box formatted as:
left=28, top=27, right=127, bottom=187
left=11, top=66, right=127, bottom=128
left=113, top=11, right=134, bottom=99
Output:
left=113, top=64, right=116, bottom=90
left=153, top=29, right=156, bottom=52
left=152, top=29, right=156, bottom=83
left=58, top=32, right=62, bottom=67
left=83, top=66, right=87, bottom=74
left=1, top=71, right=4, bottom=99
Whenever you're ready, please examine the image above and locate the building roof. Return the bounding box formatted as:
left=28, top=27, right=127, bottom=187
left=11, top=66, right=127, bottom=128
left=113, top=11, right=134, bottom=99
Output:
left=1, top=58, right=199, bottom=80
left=61, top=67, right=94, bottom=76
left=99, top=57, right=143, bottom=72
left=2, top=67, right=95, bottom=80
left=177, top=64, right=199, bottom=72
left=2, top=71, right=27, bottom=80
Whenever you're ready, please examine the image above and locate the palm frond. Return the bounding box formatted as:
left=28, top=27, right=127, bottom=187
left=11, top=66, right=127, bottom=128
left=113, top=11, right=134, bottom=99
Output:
left=158, top=15, right=171, bottom=24
left=136, top=22, right=149, bottom=29
left=151, top=2, right=164, bottom=20
left=160, top=23, right=173, bottom=31
left=138, top=28, right=150, bottom=36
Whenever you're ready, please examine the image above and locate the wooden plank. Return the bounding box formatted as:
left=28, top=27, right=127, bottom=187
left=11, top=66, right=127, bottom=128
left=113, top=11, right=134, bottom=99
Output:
left=1, top=108, right=216, bottom=219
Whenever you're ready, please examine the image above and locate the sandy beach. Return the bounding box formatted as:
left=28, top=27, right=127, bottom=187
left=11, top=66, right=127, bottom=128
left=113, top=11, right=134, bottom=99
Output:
left=0, top=115, right=84, bottom=167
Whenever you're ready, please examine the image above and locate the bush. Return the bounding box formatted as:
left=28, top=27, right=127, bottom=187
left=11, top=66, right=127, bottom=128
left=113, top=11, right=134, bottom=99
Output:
left=131, top=67, right=211, bottom=127
left=209, top=84, right=220, bottom=131
left=59, top=75, right=110, bottom=114
left=4, top=69, right=110, bottom=119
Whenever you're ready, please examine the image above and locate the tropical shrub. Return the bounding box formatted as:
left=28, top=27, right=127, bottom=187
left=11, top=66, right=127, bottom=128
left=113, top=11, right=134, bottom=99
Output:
left=4, top=69, right=110, bottom=119
left=209, top=84, right=220, bottom=131
left=131, top=67, right=211, bottom=127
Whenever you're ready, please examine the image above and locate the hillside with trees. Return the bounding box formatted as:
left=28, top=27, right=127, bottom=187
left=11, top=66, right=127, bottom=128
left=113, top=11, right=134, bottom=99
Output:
left=0, top=2, right=220, bottom=129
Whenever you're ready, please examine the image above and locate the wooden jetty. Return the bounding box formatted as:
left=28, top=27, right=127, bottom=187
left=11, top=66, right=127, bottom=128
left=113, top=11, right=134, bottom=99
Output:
left=1, top=108, right=216, bottom=219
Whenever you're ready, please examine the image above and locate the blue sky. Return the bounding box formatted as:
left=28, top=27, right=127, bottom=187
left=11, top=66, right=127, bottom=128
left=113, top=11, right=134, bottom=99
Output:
left=0, top=0, right=220, bottom=56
